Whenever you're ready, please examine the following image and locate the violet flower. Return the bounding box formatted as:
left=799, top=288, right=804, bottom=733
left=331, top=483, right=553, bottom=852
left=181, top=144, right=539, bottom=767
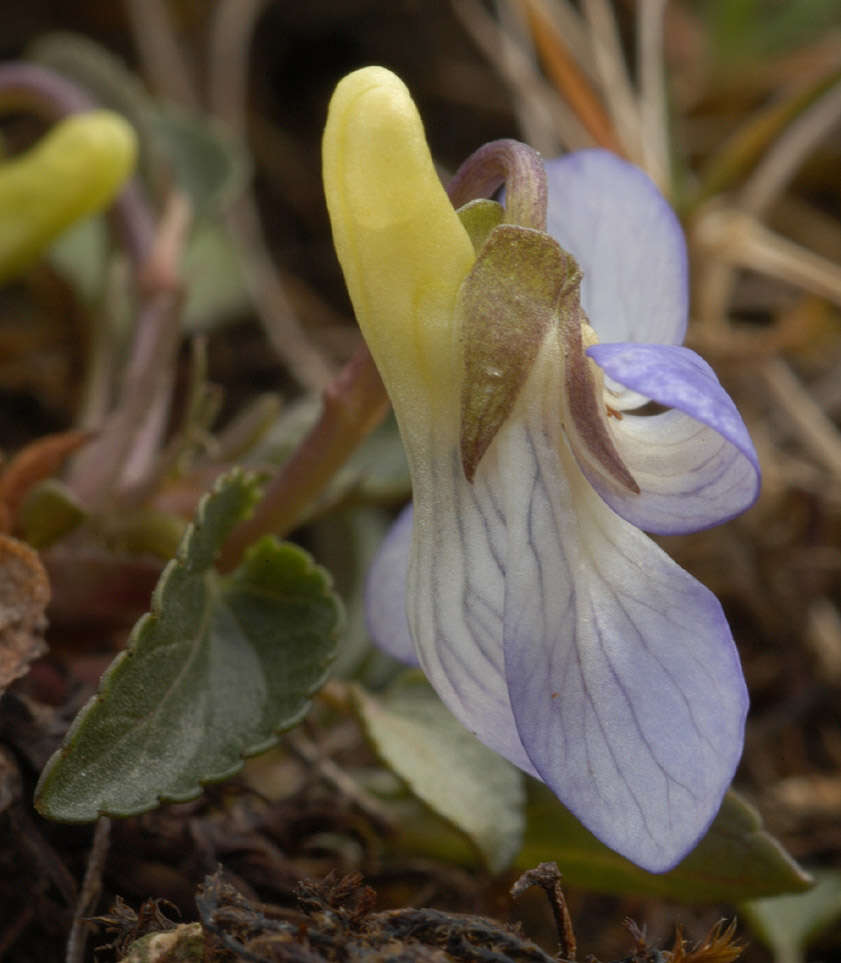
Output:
left=323, top=67, right=760, bottom=872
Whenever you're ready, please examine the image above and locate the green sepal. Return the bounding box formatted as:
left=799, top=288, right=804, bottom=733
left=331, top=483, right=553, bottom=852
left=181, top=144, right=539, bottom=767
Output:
left=457, top=224, right=578, bottom=481
left=456, top=198, right=504, bottom=254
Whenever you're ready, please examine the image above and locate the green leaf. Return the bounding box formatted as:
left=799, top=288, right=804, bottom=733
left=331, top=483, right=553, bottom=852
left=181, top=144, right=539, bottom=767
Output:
left=147, top=105, right=250, bottom=218
left=48, top=215, right=108, bottom=305
left=351, top=673, right=525, bottom=873
left=741, top=870, right=841, bottom=963
left=181, top=221, right=251, bottom=332
left=19, top=479, right=86, bottom=549
left=335, top=413, right=411, bottom=505
left=309, top=506, right=392, bottom=679
left=35, top=469, right=342, bottom=822
left=705, top=0, right=841, bottom=60
left=519, top=781, right=812, bottom=902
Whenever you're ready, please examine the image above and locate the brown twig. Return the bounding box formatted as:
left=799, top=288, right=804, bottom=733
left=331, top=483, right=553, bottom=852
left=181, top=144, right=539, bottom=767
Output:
left=286, top=728, right=394, bottom=833
left=122, top=0, right=200, bottom=110
left=67, top=191, right=192, bottom=507
left=65, top=817, right=111, bottom=963
left=511, top=862, right=577, bottom=961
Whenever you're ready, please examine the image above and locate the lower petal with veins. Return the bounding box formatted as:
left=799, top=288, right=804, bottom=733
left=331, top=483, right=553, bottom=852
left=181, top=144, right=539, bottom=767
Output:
left=498, top=342, right=748, bottom=872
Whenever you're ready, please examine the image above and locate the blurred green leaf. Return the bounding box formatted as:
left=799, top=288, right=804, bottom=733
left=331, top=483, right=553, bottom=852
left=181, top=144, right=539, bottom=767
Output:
left=48, top=215, right=108, bottom=304
left=98, top=507, right=188, bottom=560
left=181, top=220, right=251, bottom=332
left=337, top=413, right=411, bottom=504
left=35, top=469, right=342, bottom=822
left=310, top=506, right=392, bottom=679
left=519, top=781, right=812, bottom=902
left=147, top=105, right=250, bottom=218
left=704, top=0, right=841, bottom=61
left=741, top=870, right=841, bottom=963
left=351, top=672, right=525, bottom=873
left=691, top=65, right=841, bottom=209
left=19, top=479, right=86, bottom=549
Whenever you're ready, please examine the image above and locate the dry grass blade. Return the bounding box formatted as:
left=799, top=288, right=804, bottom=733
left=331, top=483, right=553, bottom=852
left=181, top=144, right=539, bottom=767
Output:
left=637, top=0, right=670, bottom=190
left=760, top=357, right=841, bottom=481
left=692, top=63, right=841, bottom=208
left=581, top=0, right=642, bottom=162
left=207, top=0, right=336, bottom=391
left=520, top=0, right=624, bottom=153
left=741, top=74, right=841, bottom=217
left=694, top=207, right=841, bottom=309
left=123, top=0, right=199, bottom=109
left=452, top=0, right=592, bottom=154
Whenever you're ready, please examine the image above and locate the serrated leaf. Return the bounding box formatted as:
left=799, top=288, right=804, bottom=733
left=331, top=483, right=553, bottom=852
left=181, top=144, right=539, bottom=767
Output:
left=35, top=470, right=342, bottom=822
left=351, top=673, right=525, bottom=873
left=741, top=870, right=841, bottom=963
left=519, top=781, right=812, bottom=902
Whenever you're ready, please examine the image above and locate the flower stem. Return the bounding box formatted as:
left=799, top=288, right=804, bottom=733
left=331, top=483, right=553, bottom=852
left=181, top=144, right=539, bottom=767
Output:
left=218, top=345, right=389, bottom=571
left=447, top=138, right=548, bottom=231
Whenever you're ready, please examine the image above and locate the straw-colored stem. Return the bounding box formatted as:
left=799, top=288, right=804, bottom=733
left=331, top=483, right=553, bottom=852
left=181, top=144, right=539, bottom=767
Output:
left=694, top=207, right=841, bottom=309
left=638, top=0, right=670, bottom=191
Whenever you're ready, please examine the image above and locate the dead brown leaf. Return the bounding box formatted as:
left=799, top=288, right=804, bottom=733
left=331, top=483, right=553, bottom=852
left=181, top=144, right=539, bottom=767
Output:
left=0, top=429, right=93, bottom=532
left=0, top=533, right=50, bottom=692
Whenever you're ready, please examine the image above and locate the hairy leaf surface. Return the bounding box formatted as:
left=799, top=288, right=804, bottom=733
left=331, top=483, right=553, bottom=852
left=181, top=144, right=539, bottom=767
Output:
left=36, top=470, right=341, bottom=821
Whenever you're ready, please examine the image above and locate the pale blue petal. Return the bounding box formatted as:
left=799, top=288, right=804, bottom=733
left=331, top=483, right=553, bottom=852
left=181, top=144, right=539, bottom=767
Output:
left=405, top=443, right=540, bottom=778
left=545, top=150, right=688, bottom=346
left=496, top=351, right=748, bottom=871
left=583, top=342, right=761, bottom=534
left=365, top=502, right=418, bottom=666
left=364, top=486, right=538, bottom=777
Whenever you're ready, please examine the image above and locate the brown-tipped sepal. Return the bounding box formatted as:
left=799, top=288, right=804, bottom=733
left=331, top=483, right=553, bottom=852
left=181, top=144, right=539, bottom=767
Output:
left=561, top=303, right=640, bottom=495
